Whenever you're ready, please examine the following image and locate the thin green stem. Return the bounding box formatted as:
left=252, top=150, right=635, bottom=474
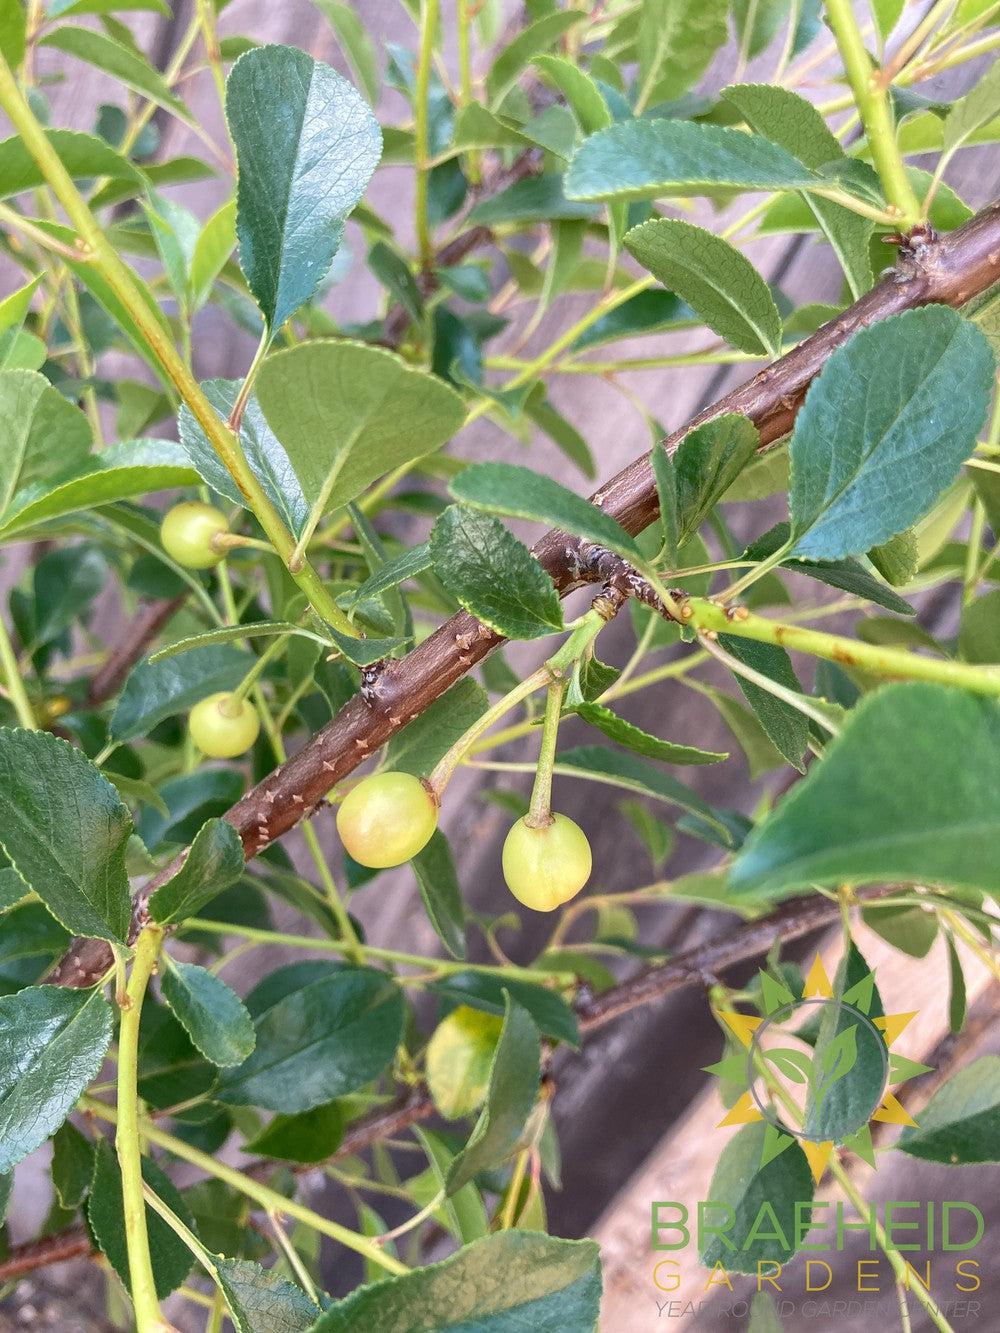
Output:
left=189, top=918, right=573, bottom=983
left=699, top=632, right=840, bottom=735
left=414, top=0, right=439, bottom=269
left=430, top=665, right=552, bottom=797
left=116, top=926, right=165, bottom=1332
left=823, top=0, right=921, bottom=224
left=84, top=1098, right=409, bottom=1276
left=499, top=1149, right=530, bottom=1228
left=963, top=499, right=986, bottom=607
left=0, top=54, right=355, bottom=637
left=685, top=599, right=1000, bottom=697
left=0, top=609, right=36, bottom=729
left=195, top=0, right=227, bottom=107
left=719, top=538, right=793, bottom=603
left=526, top=677, right=566, bottom=827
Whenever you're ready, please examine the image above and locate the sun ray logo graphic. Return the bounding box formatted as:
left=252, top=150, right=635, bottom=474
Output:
left=704, top=954, right=930, bottom=1185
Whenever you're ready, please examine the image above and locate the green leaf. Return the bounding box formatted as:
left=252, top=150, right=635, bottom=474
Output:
left=447, top=993, right=540, bottom=1195
left=960, top=586, right=1000, bottom=663
left=651, top=443, right=679, bottom=564
left=0, top=370, right=91, bottom=522
left=557, top=745, right=720, bottom=828
left=625, top=219, right=781, bottom=357
left=218, top=1257, right=320, bottom=1333
left=256, top=341, right=465, bottom=524
left=0, top=729, right=131, bottom=943
left=149, top=818, right=245, bottom=925
left=730, top=684, right=1000, bottom=899
left=0, top=985, right=112, bottom=1172
left=189, top=199, right=236, bottom=310
left=370, top=240, right=424, bottom=325
left=0, top=129, right=143, bottom=199
left=430, top=505, right=564, bottom=640
left=898, top=1056, right=1000, bottom=1163
left=312, top=1231, right=601, bottom=1332
left=862, top=902, right=937, bottom=957
left=0, top=440, right=198, bottom=539
left=486, top=11, right=585, bottom=105
left=0, top=0, right=25, bottom=71
left=310, top=0, right=379, bottom=103
left=216, top=965, right=405, bottom=1113
left=51, top=1119, right=95, bottom=1210
left=943, top=60, right=1000, bottom=160
left=722, top=83, right=872, bottom=298
left=743, top=523, right=914, bottom=615
left=566, top=120, right=817, bottom=205
left=788, top=308, right=994, bottom=559
left=718, top=635, right=808, bottom=773
left=946, top=933, right=967, bottom=1034
left=426, top=1005, right=502, bottom=1119
left=635, top=0, right=728, bottom=108
left=429, top=972, right=579, bottom=1047
left=574, top=702, right=726, bottom=765
left=415, top=1126, right=490, bottom=1245
left=179, top=380, right=308, bottom=537
left=111, top=645, right=254, bottom=742
left=244, top=1101, right=345, bottom=1164
left=160, top=959, right=255, bottom=1067
left=226, top=44, right=381, bottom=331
left=151, top=623, right=328, bottom=665
left=749, top=1292, right=784, bottom=1332
left=673, top=414, right=761, bottom=541
left=387, top=679, right=488, bottom=777
left=41, top=25, right=189, bottom=119
left=532, top=55, right=610, bottom=135
left=449, top=461, right=642, bottom=561
left=412, top=831, right=467, bottom=961
left=467, top=173, right=598, bottom=225
left=700, top=1123, right=814, bottom=1273
left=88, top=1139, right=195, bottom=1299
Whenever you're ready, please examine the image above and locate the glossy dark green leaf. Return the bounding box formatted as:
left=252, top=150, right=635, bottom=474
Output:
left=51, top=1119, right=95, bottom=1210
left=447, top=993, right=540, bottom=1195
left=88, top=1139, right=195, bottom=1299
left=226, top=45, right=381, bottom=331
left=149, top=818, right=245, bottom=925
left=898, top=1057, right=1000, bottom=1163
left=430, top=505, right=563, bottom=640
left=625, top=220, right=781, bottom=357
left=574, top=703, right=726, bottom=766
left=111, top=645, right=253, bottom=742
left=412, top=831, right=467, bottom=961
left=216, top=966, right=405, bottom=1113
left=349, top=542, right=432, bottom=607
left=178, top=380, right=307, bottom=536
left=718, top=635, right=808, bottom=773
left=0, top=729, right=131, bottom=942
left=700, top=1123, right=814, bottom=1273
left=566, top=120, right=817, bottom=204
left=468, top=173, right=598, bottom=225
left=218, top=1257, right=320, bottom=1333
left=730, top=684, right=1000, bottom=898
left=244, top=1101, right=345, bottom=1164
left=257, top=342, right=465, bottom=522
left=449, top=461, right=642, bottom=561
left=160, top=959, right=255, bottom=1067
left=312, top=1231, right=601, bottom=1331
left=430, top=972, right=579, bottom=1047
left=0, top=985, right=113, bottom=1173
left=789, top=308, right=994, bottom=559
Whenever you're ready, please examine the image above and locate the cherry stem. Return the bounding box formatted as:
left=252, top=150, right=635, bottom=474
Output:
left=525, top=675, right=566, bottom=829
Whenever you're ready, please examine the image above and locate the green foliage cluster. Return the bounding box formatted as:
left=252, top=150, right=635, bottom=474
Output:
left=0, top=0, right=999, bottom=1329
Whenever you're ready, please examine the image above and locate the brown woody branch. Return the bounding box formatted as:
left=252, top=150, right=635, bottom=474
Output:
left=49, top=200, right=1000, bottom=989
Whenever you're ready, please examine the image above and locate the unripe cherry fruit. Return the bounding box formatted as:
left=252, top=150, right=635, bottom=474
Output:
left=336, top=771, right=438, bottom=869
left=160, top=501, right=228, bottom=569
left=189, top=692, right=260, bottom=758
left=502, top=813, right=592, bottom=912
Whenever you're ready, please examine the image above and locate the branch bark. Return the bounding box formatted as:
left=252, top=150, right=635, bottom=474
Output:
left=49, top=200, right=1000, bottom=988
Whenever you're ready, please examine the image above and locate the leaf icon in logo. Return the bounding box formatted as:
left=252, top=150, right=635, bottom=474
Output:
left=810, top=1024, right=858, bottom=1111
left=764, top=1046, right=813, bottom=1085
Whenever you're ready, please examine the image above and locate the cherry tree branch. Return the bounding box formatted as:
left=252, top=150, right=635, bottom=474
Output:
left=49, top=201, right=1000, bottom=988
